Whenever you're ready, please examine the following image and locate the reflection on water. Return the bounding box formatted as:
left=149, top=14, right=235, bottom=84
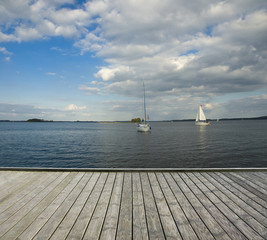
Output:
left=0, top=121, right=266, bottom=168
left=196, top=126, right=208, bottom=151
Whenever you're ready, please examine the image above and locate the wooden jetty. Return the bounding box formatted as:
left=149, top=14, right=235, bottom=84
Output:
left=0, top=168, right=266, bottom=239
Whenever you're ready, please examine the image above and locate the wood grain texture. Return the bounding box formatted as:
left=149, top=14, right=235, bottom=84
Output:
left=0, top=169, right=266, bottom=240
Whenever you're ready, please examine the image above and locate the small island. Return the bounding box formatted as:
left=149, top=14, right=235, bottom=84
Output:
left=27, top=118, right=53, bottom=122
left=131, top=117, right=141, bottom=123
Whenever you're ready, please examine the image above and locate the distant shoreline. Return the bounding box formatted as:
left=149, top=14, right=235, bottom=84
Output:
left=172, top=115, right=267, bottom=122
left=0, top=116, right=267, bottom=123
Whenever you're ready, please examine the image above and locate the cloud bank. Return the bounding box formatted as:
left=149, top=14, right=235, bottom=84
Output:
left=0, top=0, right=266, bottom=120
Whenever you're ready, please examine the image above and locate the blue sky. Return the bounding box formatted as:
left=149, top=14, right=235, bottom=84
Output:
left=0, top=0, right=267, bottom=121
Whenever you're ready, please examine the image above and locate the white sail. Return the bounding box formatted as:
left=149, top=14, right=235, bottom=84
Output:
left=195, top=105, right=210, bottom=126
left=198, top=105, right=206, bottom=121
left=195, top=113, right=199, bottom=122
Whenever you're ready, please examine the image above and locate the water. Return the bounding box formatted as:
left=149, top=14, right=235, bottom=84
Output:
left=0, top=121, right=266, bottom=168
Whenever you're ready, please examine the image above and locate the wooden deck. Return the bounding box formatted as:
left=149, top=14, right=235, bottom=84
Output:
left=0, top=168, right=266, bottom=239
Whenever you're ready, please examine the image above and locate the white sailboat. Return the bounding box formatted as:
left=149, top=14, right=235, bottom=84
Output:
left=195, top=105, right=211, bottom=126
left=137, top=83, right=151, bottom=132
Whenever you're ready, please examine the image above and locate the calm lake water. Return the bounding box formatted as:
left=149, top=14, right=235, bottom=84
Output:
left=0, top=121, right=266, bottom=168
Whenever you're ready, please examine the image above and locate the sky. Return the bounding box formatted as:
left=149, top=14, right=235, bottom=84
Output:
left=0, top=0, right=267, bottom=121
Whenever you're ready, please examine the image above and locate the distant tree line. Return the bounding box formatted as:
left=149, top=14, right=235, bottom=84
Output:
left=27, top=118, right=53, bottom=122
left=131, top=117, right=141, bottom=123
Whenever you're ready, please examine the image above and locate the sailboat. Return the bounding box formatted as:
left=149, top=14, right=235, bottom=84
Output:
left=195, top=105, right=211, bottom=126
left=137, top=83, right=151, bottom=132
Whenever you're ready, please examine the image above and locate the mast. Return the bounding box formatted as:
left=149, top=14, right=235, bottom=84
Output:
left=143, top=82, right=146, bottom=124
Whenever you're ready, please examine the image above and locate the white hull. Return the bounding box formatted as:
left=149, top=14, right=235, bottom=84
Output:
left=137, top=123, right=151, bottom=132
left=195, top=121, right=210, bottom=126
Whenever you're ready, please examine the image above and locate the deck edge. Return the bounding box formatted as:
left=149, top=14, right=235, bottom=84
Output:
left=0, top=167, right=266, bottom=172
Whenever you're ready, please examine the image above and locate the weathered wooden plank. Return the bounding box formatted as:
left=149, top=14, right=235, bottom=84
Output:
left=250, top=171, right=267, bottom=181
left=0, top=171, right=34, bottom=190
left=0, top=172, right=67, bottom=234
left=204, top=172, right=267, bottom=238
left=33, top=172, right=91, bottom=239
left=165, top=172, right=214, bottom=240
left=0, top=172, right=53, bottom=213
left=148, top=172, right=181, bottom=240
left=216, top=172, right=267, bottom=218
left=66, top=172, right=108, bottom=240
left=0, top=169, right=266, bottom=240
left=0, top=172, right=42, bottom=209
left=230, top=172, right=267, bottom=196
left=177, top=172, right=230, bottom=240
left=224, top=172, right=267, bottom=201
left=48, top=172, right=98, bottom=240
left=187, top=172, right=246, bottom=240
left=116, top=172, right=132, bottom=240
left=132, top=172, right=149, bottom=240
left=0, top=171, right=25, bottom=191
left=17, top=172, right=85, bottom=240
left=83, top=173, right=116, bottom=240
left=209, top=172, right=267, bottom=228
left=100, top=172, right=124, bottom=240
left=0, top=172, right=74, bottom=240
left=219, top=172, right=267, bottom=213
left=140, top=172, right=165, bottom=240
left=197, top=172, right=264, bottom=240
left=0, top=172, right=61, bottom=225
left=238, top=172, right=267, bottom=191
left=252, top=172, right=267, bottom=181
left=156, top=172, right=198, bottom=240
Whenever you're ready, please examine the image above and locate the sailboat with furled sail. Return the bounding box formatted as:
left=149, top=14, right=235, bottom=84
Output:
left=195, top=105, right=211, bottom=126
left=137, top=83, right=151, bottom=132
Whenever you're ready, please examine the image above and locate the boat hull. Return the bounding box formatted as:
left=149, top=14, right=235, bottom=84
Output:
left=195, top=121, right=211, bottom=126
left=137, top=124, right=151, bottom=132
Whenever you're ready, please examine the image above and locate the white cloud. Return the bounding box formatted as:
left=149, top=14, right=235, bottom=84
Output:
left=90, top=81, right=102, bottom=85
left=78, top=85, right=101, bottom=95
left=38, top=20, right=57, bottom=35
left=0, top=32, right=17, bottom=42
left=0, top=47, right=13, bottom=61
left=74, top=33, right=104, bottom=54
left=84, top=0, right=108, bottom=16
left=75, top=0, right=267, bottom=104
left=204, top=103, right=216, bottom=110
left=47, top=72, right=56, bottom=76
left=94, top=65, right=131, bottom=81
left=65, top=104, right=86, bottom=111
left=15, top=26, right=42, bottom=41
left=0, top=47, right=12, bottom=55
left=104, top=79, right=139, bottom=96
left=0, top=0, right=89, bottom=42
left=172, top=55, right=197, bottom=70
left=48, top=8, right=89, bottom=26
